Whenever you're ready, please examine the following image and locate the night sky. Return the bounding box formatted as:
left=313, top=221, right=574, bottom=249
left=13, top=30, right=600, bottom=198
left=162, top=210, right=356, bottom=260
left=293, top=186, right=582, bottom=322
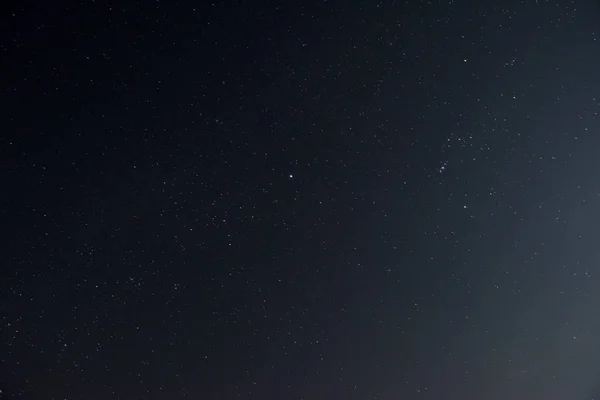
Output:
left=2, top=1, right=600, bottom=399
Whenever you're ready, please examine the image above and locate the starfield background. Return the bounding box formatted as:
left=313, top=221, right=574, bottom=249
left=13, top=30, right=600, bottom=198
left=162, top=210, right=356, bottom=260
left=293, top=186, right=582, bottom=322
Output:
left=1, top=0, right=600, bottom=399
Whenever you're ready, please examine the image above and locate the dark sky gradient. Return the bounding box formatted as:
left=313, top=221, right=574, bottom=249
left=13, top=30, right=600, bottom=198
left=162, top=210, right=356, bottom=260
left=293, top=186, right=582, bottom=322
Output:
left=2, top=1, right=600, bottom=399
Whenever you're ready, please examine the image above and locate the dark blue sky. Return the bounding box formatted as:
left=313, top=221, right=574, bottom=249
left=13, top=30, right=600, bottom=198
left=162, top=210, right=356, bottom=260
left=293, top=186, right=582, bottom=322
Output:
left=2, top=1, right=600, bottom=399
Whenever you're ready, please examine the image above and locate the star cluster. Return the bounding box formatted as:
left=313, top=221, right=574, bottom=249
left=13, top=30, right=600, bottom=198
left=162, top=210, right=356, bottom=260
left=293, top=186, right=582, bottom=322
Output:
left=1, top=1, right=600, bottom=399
